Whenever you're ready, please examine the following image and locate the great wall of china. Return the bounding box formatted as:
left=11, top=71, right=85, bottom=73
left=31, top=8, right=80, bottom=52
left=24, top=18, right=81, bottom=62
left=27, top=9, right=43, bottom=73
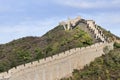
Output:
left=0, top=17, right=115, bottom=80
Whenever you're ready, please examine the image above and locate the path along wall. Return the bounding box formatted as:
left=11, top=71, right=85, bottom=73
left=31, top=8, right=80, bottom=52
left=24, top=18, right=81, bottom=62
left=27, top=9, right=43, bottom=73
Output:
left=0, top=42, right=113, bottom=80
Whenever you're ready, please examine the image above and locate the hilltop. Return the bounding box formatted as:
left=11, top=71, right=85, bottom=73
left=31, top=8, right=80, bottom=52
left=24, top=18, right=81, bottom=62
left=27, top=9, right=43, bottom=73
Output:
left=0, top=17, right=118, bottom=72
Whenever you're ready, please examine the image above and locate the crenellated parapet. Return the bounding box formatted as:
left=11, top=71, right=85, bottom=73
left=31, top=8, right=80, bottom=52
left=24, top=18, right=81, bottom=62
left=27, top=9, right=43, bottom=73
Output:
left=86, top=20, right=106, bottom=42
left=0, top=16, right=115, bottom=80
left=59, top=16, right=107, bottom=42
left=0, top=42, right=114, bottom=80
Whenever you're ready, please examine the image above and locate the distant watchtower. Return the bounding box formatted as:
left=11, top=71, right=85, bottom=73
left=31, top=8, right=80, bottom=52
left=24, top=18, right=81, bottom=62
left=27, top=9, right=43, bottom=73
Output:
left=86, top=20, right=95, bottom=29
left=59, top=16, right=81, bottom=30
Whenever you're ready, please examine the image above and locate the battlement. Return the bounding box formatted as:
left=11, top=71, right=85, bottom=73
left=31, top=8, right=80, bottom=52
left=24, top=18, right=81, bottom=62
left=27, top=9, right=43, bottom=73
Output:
left=86, top=20, right=95, bottom=27
left=59, top=16, right=81, bottom=30
left=59, top=16, right=106, bottom=42
left=0, top=17, right=114, bottom=80
left=0, top=41, right=114, bottom=80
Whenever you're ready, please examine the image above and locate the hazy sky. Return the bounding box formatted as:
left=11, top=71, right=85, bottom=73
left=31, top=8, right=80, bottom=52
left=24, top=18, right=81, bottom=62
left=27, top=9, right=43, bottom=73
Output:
left=0, top=0, right=120, bottom=44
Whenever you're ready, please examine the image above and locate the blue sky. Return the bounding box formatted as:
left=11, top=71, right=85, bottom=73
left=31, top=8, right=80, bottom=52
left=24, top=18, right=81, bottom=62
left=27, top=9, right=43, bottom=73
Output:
left=0, top=0, right=120, bottom=44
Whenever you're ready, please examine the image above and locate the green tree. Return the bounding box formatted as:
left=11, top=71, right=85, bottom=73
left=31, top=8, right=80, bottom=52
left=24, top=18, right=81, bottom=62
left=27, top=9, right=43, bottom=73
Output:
left=114, top=42, right=120, bottom=48
left=35, top=48, right=44, bottom=60
left=16, top=50, right=32, bottom=63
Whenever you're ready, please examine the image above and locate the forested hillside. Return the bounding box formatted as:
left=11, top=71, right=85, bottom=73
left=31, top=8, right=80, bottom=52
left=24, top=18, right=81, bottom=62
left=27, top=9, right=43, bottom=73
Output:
left=61, top=42, right=120, bottom=80
left=0, top=25, right=93, bottom=72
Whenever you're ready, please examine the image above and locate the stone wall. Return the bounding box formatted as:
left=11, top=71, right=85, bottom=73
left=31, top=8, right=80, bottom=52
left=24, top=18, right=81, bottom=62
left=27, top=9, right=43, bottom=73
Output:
left=86, top=20, right=105, bottom=42
left=0, top=17, right=114, bottom=80
left=59, top=16, right=106, bottom=42
left=59, top=16, right=81, bottom=30
left=0, top=42, right=113, bottom=80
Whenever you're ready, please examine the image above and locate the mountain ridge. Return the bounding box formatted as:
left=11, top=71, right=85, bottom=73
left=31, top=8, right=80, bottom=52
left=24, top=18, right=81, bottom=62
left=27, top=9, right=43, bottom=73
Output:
left=0, top=16, right=119, bottom=80
left=0, top=16, right=119, bottom=73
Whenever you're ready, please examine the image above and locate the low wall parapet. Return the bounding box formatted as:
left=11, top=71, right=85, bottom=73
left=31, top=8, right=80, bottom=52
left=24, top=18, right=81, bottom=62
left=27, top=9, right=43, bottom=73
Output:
left=0, top=42, right=113, bottom=80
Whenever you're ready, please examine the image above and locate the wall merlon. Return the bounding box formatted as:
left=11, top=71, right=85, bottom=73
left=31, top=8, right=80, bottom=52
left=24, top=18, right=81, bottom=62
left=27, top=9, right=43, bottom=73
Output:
left=65, top=50, right=70, bottom=55
left=75, top=48, right=80, bottom=51
left=25, top=62, right=33, bottom=69
left=32, top=61, right=40, bottom=66
left=0, top=42, right=113, bottom=80
left=16, top=65, right=24, bottom=71
left=39, top=58, right=46, bottom=65
left=81, top=47, right=86, bottom=50
left=45, top=56, right=53, bottom=62
left=59, top=52, right=66, bottom=58
left=9, top=65, right=26, bottom=76
left=53, top=54, right=59, bottom=60
left=8, top=67, right=16, bottom=75
left=70, top=48, right=76, bottom=53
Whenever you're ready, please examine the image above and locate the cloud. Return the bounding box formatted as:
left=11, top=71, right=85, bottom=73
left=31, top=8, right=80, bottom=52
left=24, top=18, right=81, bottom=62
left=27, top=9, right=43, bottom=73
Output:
left=0, top=4, right=11, bottom=12
left=0, top=0, right=52, bottom=13
left=80, top=13, right=120, bottom=24
left=0, top=0, right=120, bottom=44
left=54, top=0, right=120, bottom=9
left=0, top=18, right=60, bottom=34
left=77, top=12, right=120, bottom=37
left=0, top=17, right=62, bottom=44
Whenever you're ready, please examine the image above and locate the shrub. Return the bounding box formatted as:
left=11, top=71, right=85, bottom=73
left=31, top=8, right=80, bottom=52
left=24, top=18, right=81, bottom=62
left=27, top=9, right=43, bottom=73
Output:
left=16, top=50, right=32, bottom=63
left=114, top=42, right=120, bottom=48
left=35, top=48, right=44, bottom=60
